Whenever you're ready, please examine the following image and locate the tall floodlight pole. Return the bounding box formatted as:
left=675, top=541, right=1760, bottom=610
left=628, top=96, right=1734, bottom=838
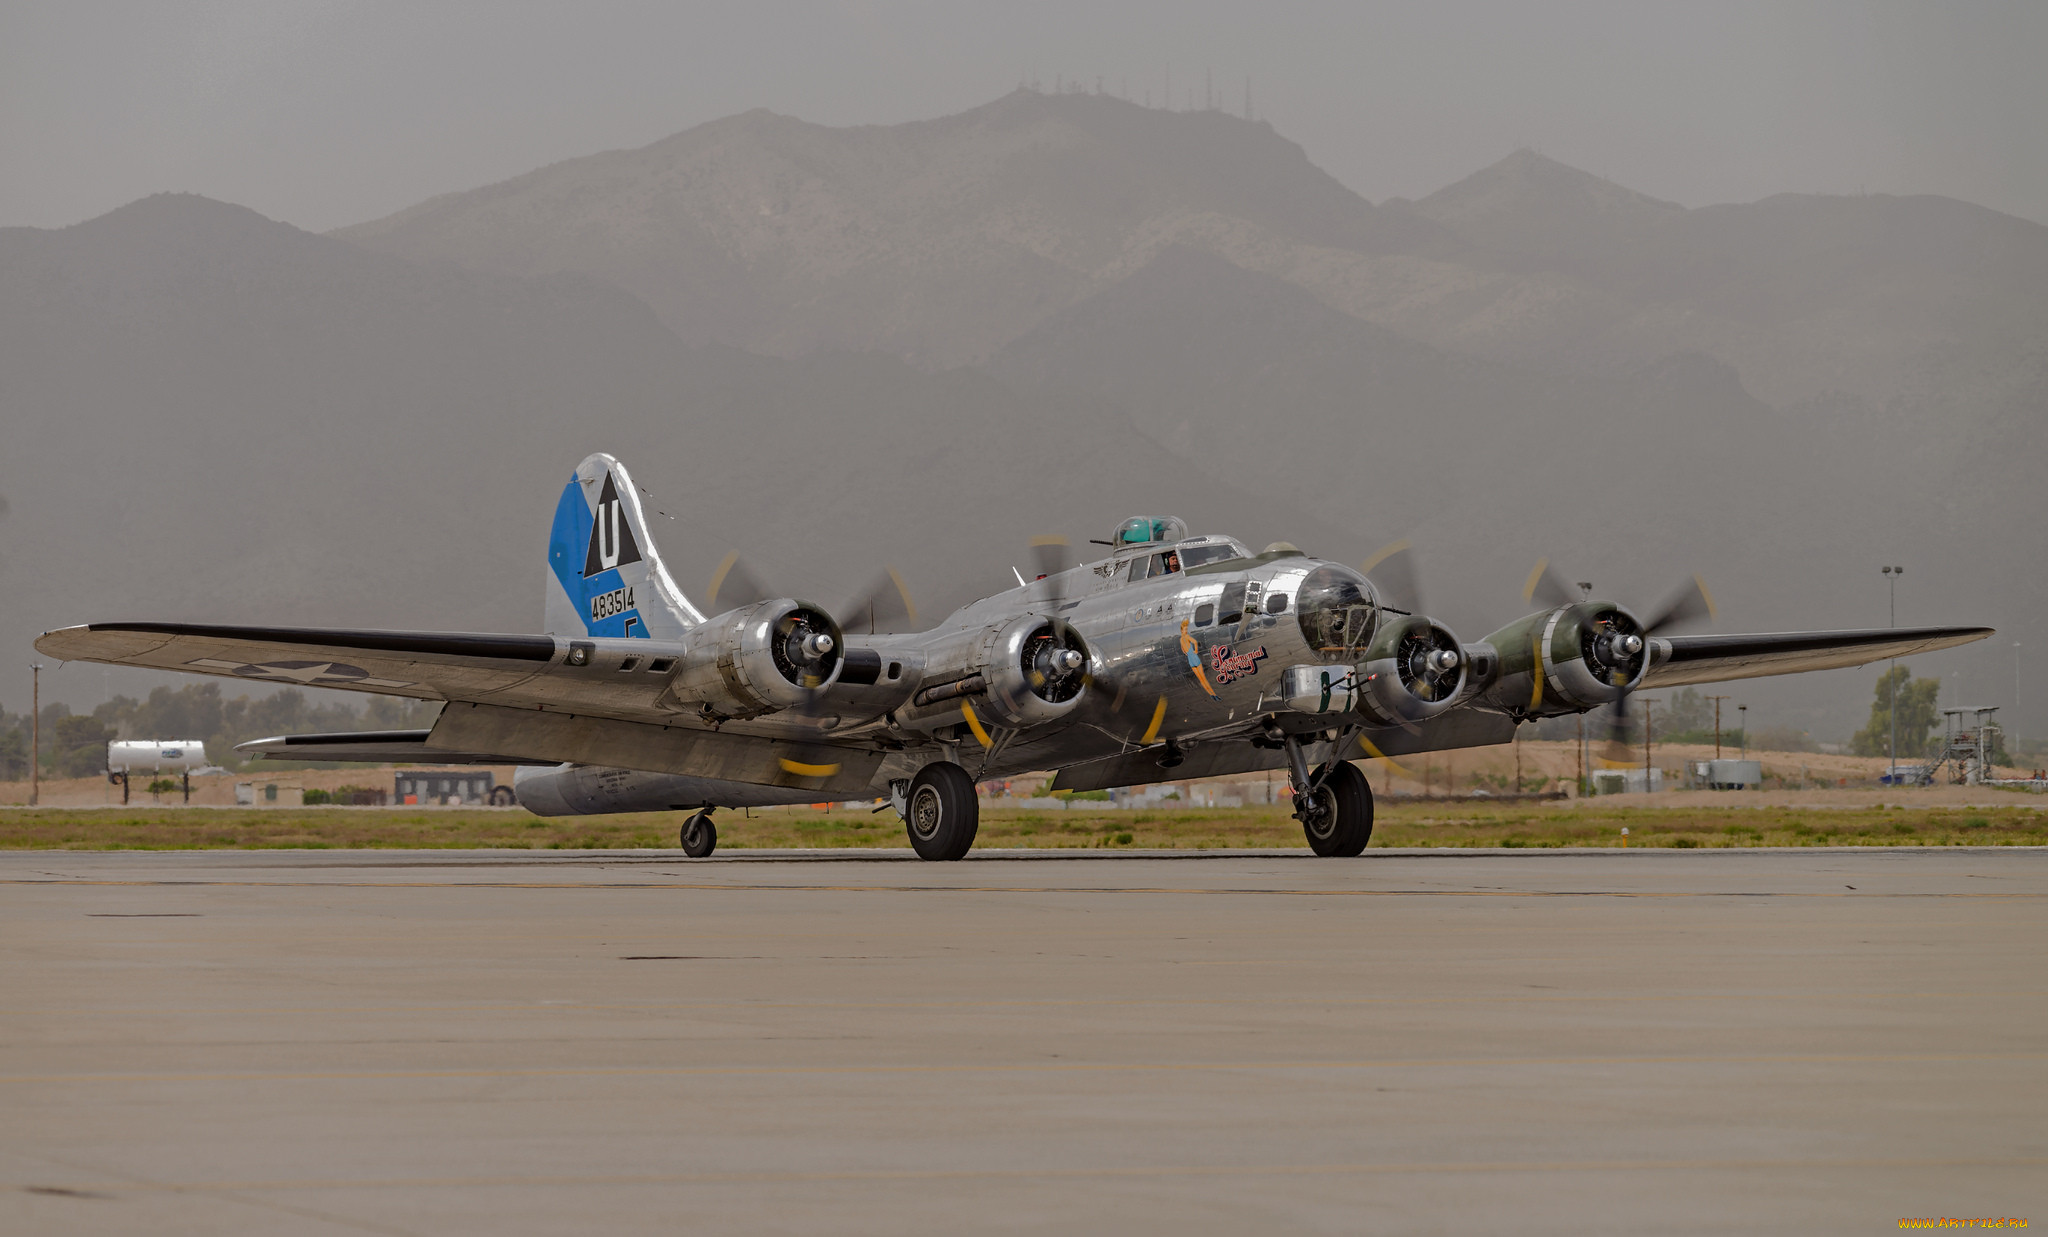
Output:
left=30, top=664, right=42, bottom=807
left=1883, top=566, right=1903, bottom=780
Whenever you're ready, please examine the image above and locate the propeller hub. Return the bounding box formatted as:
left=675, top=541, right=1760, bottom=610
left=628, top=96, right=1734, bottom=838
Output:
left=800, top=632, right=835, bottom=662
left=1425, top=648, right=1461, bottom=674
left=1613, top=633, right=1643, bottom=659
left=1050, top=648, right=1084, bottom=673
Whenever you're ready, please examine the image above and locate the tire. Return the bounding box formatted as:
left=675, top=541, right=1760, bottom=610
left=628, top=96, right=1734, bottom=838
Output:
left=904, top=762, right=979, bottom=861
left=680, top=812, right=717, bottom=858
left=1300, top=760, right=1373, bottom=857
left=488, top=785, right=516, bottom=807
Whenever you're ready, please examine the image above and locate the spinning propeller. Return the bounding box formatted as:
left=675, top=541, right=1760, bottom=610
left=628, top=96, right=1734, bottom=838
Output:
left=706, top=550, right=921, bottom=778
left=1522, top=558, right=1716, bottom=763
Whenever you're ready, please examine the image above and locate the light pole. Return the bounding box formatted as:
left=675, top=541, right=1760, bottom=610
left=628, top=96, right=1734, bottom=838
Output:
left=1883, top=565, right=1903, bottom=780
left=29, top=664, right=42, bottom=807
left=1739, top=705, right=1748, bottom=758
left=2014, top=641, right=2022, bottom=763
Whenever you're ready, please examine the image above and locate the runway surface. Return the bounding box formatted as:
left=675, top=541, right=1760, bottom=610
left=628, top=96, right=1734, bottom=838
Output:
left=4, top=847, right=2043, bottom=1235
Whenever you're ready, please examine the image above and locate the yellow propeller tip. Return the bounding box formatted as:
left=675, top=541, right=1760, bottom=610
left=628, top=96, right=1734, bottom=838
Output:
left=779, top=758, right=841, bottom=778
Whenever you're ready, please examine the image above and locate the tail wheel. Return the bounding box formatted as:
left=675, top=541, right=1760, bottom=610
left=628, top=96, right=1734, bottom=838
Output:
left=905, top=761, right=978, bottom=861
left=680, top=812, right=717, bottom=858
left=1300, top=760, right=1373, bottom=857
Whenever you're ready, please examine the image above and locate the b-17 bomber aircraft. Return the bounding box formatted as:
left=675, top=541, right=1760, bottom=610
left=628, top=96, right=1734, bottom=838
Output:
left=37, top=453, right=1991, bottom=859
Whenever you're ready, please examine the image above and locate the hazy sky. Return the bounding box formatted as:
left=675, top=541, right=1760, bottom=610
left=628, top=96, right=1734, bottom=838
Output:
left=4, top=1, right=2044, bottom=233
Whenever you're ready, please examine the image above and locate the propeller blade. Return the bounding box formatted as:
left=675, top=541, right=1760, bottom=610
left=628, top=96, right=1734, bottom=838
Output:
left=707, top=551, right=775, bottom=613
left=1360, top=540, right=1423, bottom=615
left=1640, top=574, right=1717, bottom=634
left=1599, top=694, right=1636, bottom=765
left=1029, top=535, right=1075, bottom=586
left=839, top=567, right=919, bottom=635
left=1522, top=558, right=1576, bottom=610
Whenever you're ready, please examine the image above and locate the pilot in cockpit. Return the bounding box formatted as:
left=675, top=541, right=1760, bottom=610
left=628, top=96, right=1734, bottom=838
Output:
left=1161, top=549, right=1181, bottom=574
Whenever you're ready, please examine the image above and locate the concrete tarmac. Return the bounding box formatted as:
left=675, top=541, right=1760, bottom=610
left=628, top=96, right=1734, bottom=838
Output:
left=3, top=847, right=2042, bottom=1235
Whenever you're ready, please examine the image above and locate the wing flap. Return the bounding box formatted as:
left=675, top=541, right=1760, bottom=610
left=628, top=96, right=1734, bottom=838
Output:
left=1643, top=625, right=1992, bottom=689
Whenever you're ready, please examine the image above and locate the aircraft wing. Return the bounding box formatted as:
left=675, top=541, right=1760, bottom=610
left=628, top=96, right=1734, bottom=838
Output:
left=1642, top=625, right=1992, bottom=689
left=34, top=622, right=565, bottom=702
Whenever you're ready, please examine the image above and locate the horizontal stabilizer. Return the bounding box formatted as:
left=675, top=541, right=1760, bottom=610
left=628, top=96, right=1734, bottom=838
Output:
left=237, top=730, right=554, bottom=766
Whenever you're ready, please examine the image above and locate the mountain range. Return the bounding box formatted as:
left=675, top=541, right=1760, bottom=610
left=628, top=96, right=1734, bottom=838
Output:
left=3, top=90, right=2039, bottom=739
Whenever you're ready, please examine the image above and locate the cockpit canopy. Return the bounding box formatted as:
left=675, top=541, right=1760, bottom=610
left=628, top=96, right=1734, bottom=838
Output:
left=1113, top=516, right=1189, bottom=547
left=1296, top=564, right=1381, bottom=663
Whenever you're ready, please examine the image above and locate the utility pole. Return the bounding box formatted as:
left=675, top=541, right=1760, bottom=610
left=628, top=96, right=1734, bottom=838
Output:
left=1883, top=565, right=1903, bottom=779
left=1514, top=726, right=1522, bottom=794
left=1738, top=705, right=1748, bottom=758
left=1706, top=695, right=1731, bottom=759
left=30, top=664, right=42, bottom=807
left=1643, top=698, right=1656, bottom=790
left=1576, top=713, right=1585, bottom=796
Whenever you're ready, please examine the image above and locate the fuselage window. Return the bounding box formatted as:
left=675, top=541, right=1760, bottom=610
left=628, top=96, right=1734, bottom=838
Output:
left=1218, top=582, right=1246, bottom=625
left=1266, top=592, right=1290, bottom=615
left=1194, top=603, right=1215, bottom=627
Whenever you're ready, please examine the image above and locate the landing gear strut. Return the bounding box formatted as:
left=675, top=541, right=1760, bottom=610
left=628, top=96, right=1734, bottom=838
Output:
left=680, top=810, right=717, bottom=858
left=1284, top=732, right=1374, bottom=857
left=902, top=761, right=978, bottom=861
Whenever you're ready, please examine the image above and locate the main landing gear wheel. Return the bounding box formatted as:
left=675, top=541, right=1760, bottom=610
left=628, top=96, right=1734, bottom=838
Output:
left=680, top=811, right=717, bottom=858
left=904, top=761, right=978, bottom=861
left=1299, top=760, right=1374, bottom=857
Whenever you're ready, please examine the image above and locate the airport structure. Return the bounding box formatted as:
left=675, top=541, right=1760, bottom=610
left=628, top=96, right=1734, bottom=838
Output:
left=104, top=739, right=209, bottom=804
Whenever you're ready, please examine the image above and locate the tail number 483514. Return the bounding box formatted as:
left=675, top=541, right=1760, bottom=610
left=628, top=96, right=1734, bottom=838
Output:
left=590, top=586, right=636, bottom=622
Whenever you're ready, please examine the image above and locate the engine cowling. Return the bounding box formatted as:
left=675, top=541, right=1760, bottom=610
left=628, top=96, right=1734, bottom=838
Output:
left=1476, top=601, right=1647, bottom=714
left=662, top=598, right=845, bottom=718
left=1354, top=614, right=1468, bottom=725
left=977, top=615, right=1091, bottom=728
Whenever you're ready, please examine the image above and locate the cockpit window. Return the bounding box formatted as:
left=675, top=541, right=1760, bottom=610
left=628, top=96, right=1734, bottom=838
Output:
left=1177, top=543, right=1241, bottom=569
left=1295, top=565, right=1380, bottom=663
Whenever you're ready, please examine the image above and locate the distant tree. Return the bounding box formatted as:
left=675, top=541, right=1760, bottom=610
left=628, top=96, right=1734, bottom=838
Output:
left=1661, top=688, right=1712, bottom=736
left=1850, top=665, right=1940, bottom=759
left=50, top=715, right=117, bottom=778
left=0, top=726, right=26, bottom=781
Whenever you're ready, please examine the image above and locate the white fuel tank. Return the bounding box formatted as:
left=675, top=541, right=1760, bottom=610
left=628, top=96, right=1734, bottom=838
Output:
left=106, top=740, right=208, bottom=773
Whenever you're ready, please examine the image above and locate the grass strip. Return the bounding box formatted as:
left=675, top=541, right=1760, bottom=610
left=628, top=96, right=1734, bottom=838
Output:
left=1, top=803, right=2043, bottom=851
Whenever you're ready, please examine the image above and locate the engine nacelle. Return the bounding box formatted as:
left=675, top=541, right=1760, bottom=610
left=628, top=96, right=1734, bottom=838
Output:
left=1353, top=614, right=1468, bottom=725
left=662, top=598, right=845, bottom=718
left=1477, top=601, right=1647, bottom=714
left=977, top=615, right=1091, bottom=728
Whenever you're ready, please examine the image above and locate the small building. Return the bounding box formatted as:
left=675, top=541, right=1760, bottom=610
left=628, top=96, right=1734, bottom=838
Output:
left=1593, top=768, right=1664, bottom=795
left=1692, top=759, right=1762, bottom=790
left=395, top=771, right=497, bottom=806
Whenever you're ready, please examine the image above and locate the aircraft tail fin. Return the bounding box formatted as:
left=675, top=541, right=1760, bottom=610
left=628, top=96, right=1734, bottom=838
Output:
left=544, top=453, right=704, bottom=639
